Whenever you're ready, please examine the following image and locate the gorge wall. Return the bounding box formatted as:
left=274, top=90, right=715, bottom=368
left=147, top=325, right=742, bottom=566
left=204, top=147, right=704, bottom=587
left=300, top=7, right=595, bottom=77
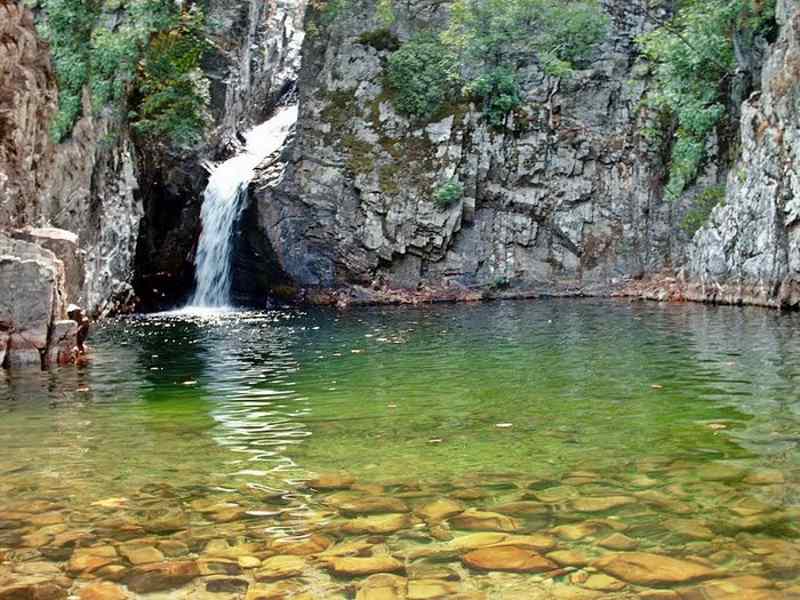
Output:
left=2, top=0, right=800, bottom=333
left=250, top=0, right=716, bottom=304
left=686, top=0, right=800, bottom=309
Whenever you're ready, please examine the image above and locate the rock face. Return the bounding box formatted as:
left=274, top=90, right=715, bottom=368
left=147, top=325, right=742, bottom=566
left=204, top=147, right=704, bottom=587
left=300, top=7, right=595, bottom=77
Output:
left=251, top=0, right=705, bottom=301
left=0, top=0, right=140, bottom=317
left=688, top=0, right=800, bottom=308
left=0, top=233, right=77, bottom=368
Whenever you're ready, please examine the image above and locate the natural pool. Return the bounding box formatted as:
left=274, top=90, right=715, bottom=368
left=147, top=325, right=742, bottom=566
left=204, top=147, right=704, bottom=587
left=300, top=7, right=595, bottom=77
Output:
left=0, top=299, right=799, bottom=599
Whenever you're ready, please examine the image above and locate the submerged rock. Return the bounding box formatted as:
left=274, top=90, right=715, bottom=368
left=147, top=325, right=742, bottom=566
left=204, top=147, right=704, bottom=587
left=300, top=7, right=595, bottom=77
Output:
left=125, top=561, right=200, bottom=593
left=593, top=552, right=720, bottom=586
left=462, top=545, right=559, bottom=573
left=255, top=556, right=306, bottom=581
left=450, top=509, right=520, bottom=532
left=324, top=555, right=405, bottom=576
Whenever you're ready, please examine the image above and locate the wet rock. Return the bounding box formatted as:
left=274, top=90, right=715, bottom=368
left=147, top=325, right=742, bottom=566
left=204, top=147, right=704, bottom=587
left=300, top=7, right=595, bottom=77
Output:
left=246, top=581, right=305, bottom=600
left=415, top=499, right=464, bottom=523
left=450, top=510, right=520, bottom=532
left=339, top=497, right=410, bottom=516
left=696, top=464, right=745, bottom=482
left=271, top=534, right=332, bottom=556
left=597, top=533, right=638, bottom=550
left=94, top=565, right=128, bottom=581
left=638, top=591, right=679, bottom=600
left=205, top=576, right=250, bottom=593
left=550, top=585, right=603, bottom=599
left=78, top=582, right=128, bottom=600
left=547, top=550, right=590, bottom=568
left=743, top=469, right=785, bottom=486
left=319, top=539, right=375, bottom=557
left=450, top=489, right=487, bottom=501
left=140, top=511, right=189, bottom=533
left=593, top=552, right=720, bottom=586
left=551, top=523, right=597, bottom=541
left=12, top=562, right=61, bottom=577
left=678, top=580, right=782, bottom=600
left=462, top=546, right=559, bottom=573
left=198, top=558, right=242, bottom=575
left=491, top=534, right=557, bottom=553
left=428, top=525, right=452, bottom=542
left=238, top=556, right=261, bottom=569
left=0, top=580, right=67, bottom=600
left=581, top=574, right=625, bottom=592
left=342, top=514, right=414, bottom=535
left=531, top=487, right=579, bottom=503
left=118, top=543, right=164, bottom=565
left=308, top=472, right=355, bottom=491
left=729, top=497, right=773, bottom=517
left=324, top=555, right=404, bottom=576
left=157, top=540, right=189, bottom=557
left=256, top=556, right=306, bottom=581
left=406, top=564, right=460, bottom=581
left=125, top=560, right=200, bottom=593
left=407, top=579, right=462, bottom=599
left=634, top=490, right=694, bottom=514
left=355, top=574, right=407, bottom=600
left=68, top=547, right=118, bottom=574
left=664, top=519, right=714, bottom=540
left=569, top=496, right=635, bottom=513
left=490, top=501, right=548, bottom=516
left=405, top=533, right=509, bottom=560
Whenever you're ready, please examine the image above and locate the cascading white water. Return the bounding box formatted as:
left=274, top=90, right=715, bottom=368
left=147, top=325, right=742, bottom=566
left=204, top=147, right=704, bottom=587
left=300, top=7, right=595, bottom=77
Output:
left=189, top=105, right=298, bottom=308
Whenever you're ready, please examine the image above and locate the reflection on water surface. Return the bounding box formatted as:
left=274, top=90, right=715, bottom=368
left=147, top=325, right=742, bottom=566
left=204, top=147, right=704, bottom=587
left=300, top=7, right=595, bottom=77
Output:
left=1, top=300, right=799, bottom=598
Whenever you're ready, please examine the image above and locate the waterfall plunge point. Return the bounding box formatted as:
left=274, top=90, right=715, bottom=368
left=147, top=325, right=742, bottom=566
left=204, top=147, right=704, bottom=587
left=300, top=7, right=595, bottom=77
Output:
left=188, top=106, right=298, bottom=310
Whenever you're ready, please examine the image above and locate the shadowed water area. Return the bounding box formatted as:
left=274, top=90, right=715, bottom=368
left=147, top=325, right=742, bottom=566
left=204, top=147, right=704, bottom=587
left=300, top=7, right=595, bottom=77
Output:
left=1, top=299, right=800, bottom=599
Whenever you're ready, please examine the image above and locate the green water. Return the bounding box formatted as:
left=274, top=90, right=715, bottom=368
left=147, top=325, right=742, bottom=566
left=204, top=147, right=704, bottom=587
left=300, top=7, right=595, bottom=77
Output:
left=1, top=299, right=799, bottom=598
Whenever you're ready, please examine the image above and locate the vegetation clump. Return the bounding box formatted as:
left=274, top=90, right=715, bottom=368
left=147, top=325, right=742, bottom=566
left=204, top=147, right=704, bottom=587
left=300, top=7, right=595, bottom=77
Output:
left=681, top=184, right=726, bottom=236
left=31, top=0, right=211, bottom=146
left=384, top=0, right=607, bottom=126
left=433, top=179, right=464, bottom=208
left=387, top=34, right=461, bottom=120
left=357, top=28, right=401, bottom=52
left=638, top=0, right=776, bottom=198
left=444, top=0, right=607, bottom=126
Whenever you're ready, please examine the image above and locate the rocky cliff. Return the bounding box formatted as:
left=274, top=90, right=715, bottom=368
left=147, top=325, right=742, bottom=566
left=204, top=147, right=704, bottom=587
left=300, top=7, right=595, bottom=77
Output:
left=686, top=0, right=800, bottom=309
left=0, top=0, right=140, bottom=317
left=249, top=0, right=721, bottom=303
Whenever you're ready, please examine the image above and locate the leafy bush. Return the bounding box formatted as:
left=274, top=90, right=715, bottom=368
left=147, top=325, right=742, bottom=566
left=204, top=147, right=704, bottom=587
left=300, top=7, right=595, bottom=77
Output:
left=433, top=179, right=464, bottom=208
left=130, top=8, right=211, bottom=148
left=681, top=184, right=726, bottom=236
left=357, top=28, right=400, bottom=52
left=443, top=0, right=608, bottom=127
left=387, top=34, right=460, bottom=119
left=35, top=0, right=97, bottom=141
left=638, top=0, right=776, bottom=198
left=33, top=0, right=210, bottom=145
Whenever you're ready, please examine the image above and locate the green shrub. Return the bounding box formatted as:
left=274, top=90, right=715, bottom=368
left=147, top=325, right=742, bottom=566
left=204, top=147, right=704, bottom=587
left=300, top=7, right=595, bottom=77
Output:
left=387, top=34, right=460, bottom=120
left=638, top=0, right=776, bottom=198
left=433, top=179, right=464, bottom=208
left=130, top=8, right=211, bottom=148
left=681, top=184, right=726, bottom=237
left=357, top=28, right=400, bottom=52
left=443, top=0, right=608, bottom=127
left=33, top=0, right=210, bottom=145
left=465, top=67, right=522, bottom=127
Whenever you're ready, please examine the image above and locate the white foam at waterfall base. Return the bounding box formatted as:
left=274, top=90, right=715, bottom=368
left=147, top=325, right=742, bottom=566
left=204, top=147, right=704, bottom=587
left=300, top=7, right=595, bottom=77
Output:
left=188, top=105, right=298, bottom=309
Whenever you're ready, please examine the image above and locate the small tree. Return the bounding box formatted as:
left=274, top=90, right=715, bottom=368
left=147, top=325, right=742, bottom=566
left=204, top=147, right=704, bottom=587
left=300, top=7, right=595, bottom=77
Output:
left=387, top=34, right=460, bottom=120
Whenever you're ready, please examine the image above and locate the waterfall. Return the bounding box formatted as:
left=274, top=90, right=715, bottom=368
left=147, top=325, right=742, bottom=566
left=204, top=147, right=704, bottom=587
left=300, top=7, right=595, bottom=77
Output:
left=189, top=105, right=298, bottom=308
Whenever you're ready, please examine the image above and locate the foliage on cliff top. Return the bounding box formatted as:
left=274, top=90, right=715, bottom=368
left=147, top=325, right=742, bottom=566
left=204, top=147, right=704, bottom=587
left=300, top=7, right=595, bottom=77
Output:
left=638, top=0, right=776, bottom=198
left=31, top=0, right=211, bottom=146
left=384, top=0, right=607, bottom=126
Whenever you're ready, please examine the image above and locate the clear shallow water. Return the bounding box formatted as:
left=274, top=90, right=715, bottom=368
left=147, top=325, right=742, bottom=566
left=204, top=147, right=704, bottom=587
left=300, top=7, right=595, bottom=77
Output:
left=1, top=299, right=800, bottom=598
